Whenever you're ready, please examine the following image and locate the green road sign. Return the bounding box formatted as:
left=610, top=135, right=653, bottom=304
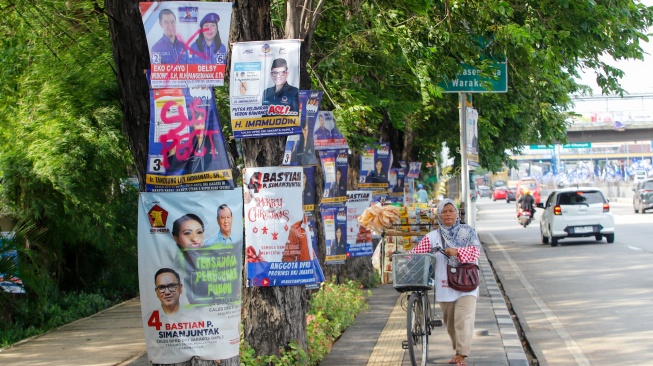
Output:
left=440, top=62, right=508, bottom=93
left=529, top=144, right=554, bottom=150
left=562, top=142, right=591, bottom=148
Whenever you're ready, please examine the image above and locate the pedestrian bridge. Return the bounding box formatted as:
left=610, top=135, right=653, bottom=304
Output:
left=564, top=93, right=653, bottom=143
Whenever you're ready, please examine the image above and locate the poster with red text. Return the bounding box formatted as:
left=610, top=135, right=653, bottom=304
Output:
left=346, top=191, right=374, bottom=257
left=137, top=189, right=243, bottom=364
left=146, top=86, right=234, bottom=191
left=243, top=167, right=321, bottom=287
left=140, top=2, right=233, bottom=88
left=229, top=40, right=301, bottom=139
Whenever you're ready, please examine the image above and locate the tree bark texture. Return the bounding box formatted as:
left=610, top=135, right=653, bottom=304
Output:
left=105, top=0, right=241, bottom=364
left=105, top=0, right=151, bottom=188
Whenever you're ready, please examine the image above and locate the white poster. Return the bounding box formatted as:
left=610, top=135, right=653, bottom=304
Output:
left=140, top=2, right=233, bottom=88
left=137, top=190, right=243, bottom=363
left=230, top=40, right=302, bottom=139
left=243, top=167, right=321, bottom=287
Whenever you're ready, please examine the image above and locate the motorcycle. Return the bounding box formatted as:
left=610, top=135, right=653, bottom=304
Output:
left=517, top=208, right=532, bottom=227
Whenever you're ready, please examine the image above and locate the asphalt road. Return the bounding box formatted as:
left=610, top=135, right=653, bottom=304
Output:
left=476, top=198, right=653, bottom=366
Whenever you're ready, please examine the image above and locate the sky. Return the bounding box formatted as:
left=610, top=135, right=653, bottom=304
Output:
left=577, top=0, right=653, bottom=96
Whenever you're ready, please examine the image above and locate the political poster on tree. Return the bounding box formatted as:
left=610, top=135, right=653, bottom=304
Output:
left=318, top=149, right=348, bottom=206
left=358, top=143, right=392, bottom=191
left=281, top=90, right=322, bottom=166
left=321, top=205, right=348, bottom=264
left=137, top=189, right=243, bottom=364
left=313, top=111, right=348, bottom=150
left=243, top=167, right=321, bottom=287
left=140, top=2, right=233, bottom=88
left=230, top=40, right=301, bottom=139
left=145, top=86, right=234, bottom=192
left=346, top=191, right=374, bottom=257
left=406, top=162, right=422, bottom=178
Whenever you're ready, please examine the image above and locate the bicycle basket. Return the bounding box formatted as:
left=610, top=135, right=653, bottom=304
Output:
left=392, top=253, right=436, bottom=291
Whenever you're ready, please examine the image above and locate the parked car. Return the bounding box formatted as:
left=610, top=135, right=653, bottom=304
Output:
left=478, top=186, right=491, bottom=198
left=492, top=186, right=507, bottom=201
left=539, top=187, right=615, bottom=246
left=506, top=187, right=517, bottom=203
left=632, top=178, right=653, bottom=214
left=516, top=177, right=541, bottom=204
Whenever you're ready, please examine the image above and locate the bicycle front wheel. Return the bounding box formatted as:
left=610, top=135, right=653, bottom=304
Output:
left=406, top=292, right=428, bottom=366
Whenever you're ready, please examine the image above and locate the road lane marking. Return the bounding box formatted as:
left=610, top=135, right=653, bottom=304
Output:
left=487, top=232, right=591, bottom=366
left=627, top=246, right=643, bottom=251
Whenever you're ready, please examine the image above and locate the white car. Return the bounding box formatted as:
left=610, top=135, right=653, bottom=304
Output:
left=539, top=187, right=615, bottom=246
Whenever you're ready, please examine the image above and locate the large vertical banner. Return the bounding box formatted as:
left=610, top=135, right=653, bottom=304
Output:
left=243, top=167, right=321, bottom=287
left=146, top=87, right=234, bottom=191
left=313, top=111, right=348, bottom=150
left=230, top=40, right=301, bottom=139
left=138, top=190, right=243, bottom=364
left=358, top=143, right=392, bottom=191
left=140, top=2, right=233, bottom=88
left=346, top=191, right=374, bottom=257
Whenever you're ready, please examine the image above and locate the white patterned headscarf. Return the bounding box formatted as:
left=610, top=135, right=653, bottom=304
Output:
left=437, top=199, right=481, bottom=252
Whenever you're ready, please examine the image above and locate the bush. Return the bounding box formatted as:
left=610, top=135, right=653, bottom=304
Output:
left=239, top=277, right=369, bottom=365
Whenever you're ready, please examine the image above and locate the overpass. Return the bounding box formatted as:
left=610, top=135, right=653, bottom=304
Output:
left=564, top=93, right=653, bottom=143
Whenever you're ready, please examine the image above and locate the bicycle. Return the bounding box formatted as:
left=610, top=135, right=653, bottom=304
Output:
left=392, top=252, right=443, bottom=366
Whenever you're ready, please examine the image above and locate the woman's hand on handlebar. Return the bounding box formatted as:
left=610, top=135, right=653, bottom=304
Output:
left=443, top=247, right=458, bottom=257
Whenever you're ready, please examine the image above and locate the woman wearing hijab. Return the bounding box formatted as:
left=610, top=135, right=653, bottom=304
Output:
left=410, top=199, right=481, bottom=366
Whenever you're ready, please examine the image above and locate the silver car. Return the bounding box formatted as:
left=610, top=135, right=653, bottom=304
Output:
left=539, top=187, right=615, bottom=246
left=632, top=178, right=653, bottom=214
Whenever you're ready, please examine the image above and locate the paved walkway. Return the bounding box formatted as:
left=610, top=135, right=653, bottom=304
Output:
left=0, top=245, right=528, bottom=366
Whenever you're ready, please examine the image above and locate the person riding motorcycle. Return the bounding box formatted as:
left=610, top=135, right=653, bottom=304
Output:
left=517, top=188, right=535, bottom=218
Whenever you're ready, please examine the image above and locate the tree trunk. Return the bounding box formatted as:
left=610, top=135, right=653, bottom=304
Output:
left=232, top=0, right=310, bottom=360
left=105, top=0, right=241, bottom=364
left=105, top=0, right=151, bottom=188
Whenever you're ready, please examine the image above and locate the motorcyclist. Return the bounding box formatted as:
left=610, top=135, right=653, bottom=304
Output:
left=517, top=188, right=535, bottom=218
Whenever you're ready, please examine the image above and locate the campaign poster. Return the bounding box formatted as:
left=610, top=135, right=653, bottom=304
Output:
left=140, top=2, right=233, bottom=88
left=243, top=167, right=321, bottom=287
left=137, top=189, right=243, bottom=364
left=319, top=149, right=348, bottom=206
left=281, top=90, right=322, bottom=166
left=358, top=143, right=392, bottom=191
left=321, top=206, right=348, bottom=264
left=406, top=162, right=422, bottom=178
left=387, top=168, right=405, bottom=203
left=230, top=40, right=301, bottom=139
left=467, top=107, right=479, bottom=166
left=346, top=191, right=374, bottom=257
left=303, top=166, right=316, bottom=212
left=405, top=178, right=415, bottom=205
left=314, top=111, right=348, bottom=150
left=146, top=86, right=234, bottom=192
left=399, top=160, right=407, bottom=169
left=0, top=232, right=25, bottom=294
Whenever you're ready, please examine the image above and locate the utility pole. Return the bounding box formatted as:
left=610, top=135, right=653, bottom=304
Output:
left=459, top=93, right=471, bottom=225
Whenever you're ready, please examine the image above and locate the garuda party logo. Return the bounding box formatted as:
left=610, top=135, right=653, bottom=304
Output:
left=148, top=204, right=170, bottom=234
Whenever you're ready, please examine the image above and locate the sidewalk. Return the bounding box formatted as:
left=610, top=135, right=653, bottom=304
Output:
left=0, top=246, right=527, bottom=366
left=320, top=245, right=529, bottom=366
